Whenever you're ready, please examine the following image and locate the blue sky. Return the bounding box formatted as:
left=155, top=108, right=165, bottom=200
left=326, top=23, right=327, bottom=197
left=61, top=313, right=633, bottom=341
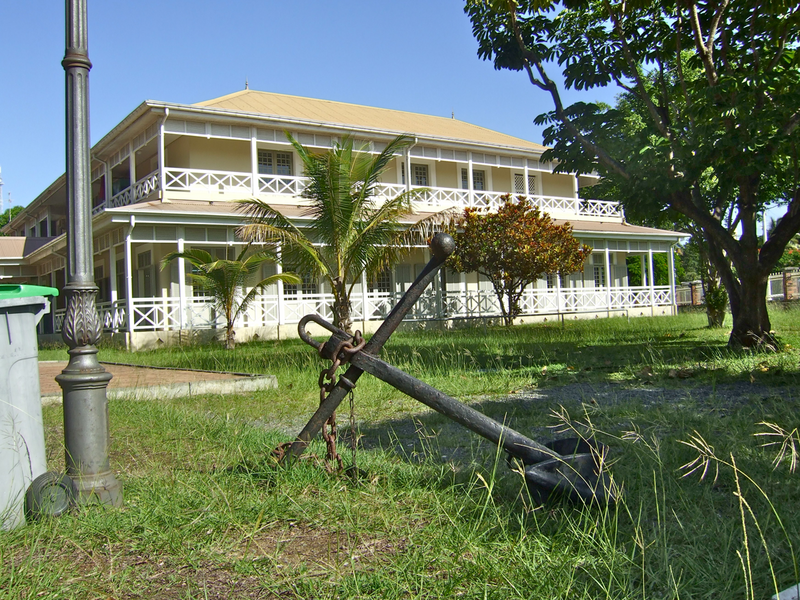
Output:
left=0, top=1, right=618, bottom=210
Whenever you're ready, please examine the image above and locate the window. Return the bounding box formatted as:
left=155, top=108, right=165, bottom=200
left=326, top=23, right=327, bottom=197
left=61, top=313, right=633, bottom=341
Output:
left=368, top=270, right=391, bottom=294
left=546, top=273, right=557, bottom=289
left=95, top=265, right=110, bottom=302
left=514, top=173, right=537, bottom=195
left=116, top=258, right=126, bottom=300
left=412, top=164, right=428, bottom=186
left=258, top=150, right=293, bottom=175
left=461, top=169, right=486, bottom=190
left=283, top=269, right=317, bottom=296
left=593, top=265, right=605, bottom=288
left=135, top=250, right=154, bottom=297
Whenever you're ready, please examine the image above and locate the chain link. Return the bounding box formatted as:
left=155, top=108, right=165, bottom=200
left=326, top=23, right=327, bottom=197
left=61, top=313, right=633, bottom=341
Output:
left=316, top=331, right=365, bottom=473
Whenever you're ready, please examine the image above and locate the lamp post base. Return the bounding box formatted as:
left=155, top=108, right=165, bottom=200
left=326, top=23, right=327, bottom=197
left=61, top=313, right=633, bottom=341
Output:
left=56, top=347, right=122, bottom=508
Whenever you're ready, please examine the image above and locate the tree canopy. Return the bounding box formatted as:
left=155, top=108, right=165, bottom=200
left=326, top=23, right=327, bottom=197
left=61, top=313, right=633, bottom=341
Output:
left=449, top=196, right=590, bottom=326
left=466, top=0, right=800, bottom=347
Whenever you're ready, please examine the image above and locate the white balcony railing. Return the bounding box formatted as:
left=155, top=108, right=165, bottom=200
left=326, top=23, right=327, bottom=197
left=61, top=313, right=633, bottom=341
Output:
left=92, top=171, right=160, bottom=215
left=89, top=167, right=622, bottom=220
left=90, top=166, right=625, bottom=220
left=53, top=285, right=673, bottom=335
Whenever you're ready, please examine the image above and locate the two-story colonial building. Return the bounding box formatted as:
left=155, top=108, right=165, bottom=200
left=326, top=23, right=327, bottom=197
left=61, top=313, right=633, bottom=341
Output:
left=1, top=89, right=687, bottom=349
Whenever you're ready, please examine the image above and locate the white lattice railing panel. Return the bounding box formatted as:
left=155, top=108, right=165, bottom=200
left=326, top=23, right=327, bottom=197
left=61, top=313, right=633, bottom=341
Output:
left=364, top=293, right=395, bottom=320
left=282, top=294, right=334, bottom=324
left=519, top=291, right=560, bottom=314
left=96, top=301, right=127, bottom=330
left=131, top=298, right=183, bottom=331
left=93, top=171, right=160, bottom=215
left=374, top=183, right=408, bottom=202
left=254, top=296, right=279, bottom=325
left=538, top=195, right=580, bottom=214
left=258, top=175, right=305, bottom=196
left=184, top=298, right=223, bottom=330
left=579, top=199, right=624, bottom=218
left=164, top=168, right=252, bottom=193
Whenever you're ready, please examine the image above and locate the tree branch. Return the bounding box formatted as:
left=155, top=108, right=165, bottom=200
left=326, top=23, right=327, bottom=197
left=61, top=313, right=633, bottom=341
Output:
left=686, top=0, right=720, bottom=85
left=602, top=0, right=672, bottom=138
left=506, top=4, right=630, bottom=179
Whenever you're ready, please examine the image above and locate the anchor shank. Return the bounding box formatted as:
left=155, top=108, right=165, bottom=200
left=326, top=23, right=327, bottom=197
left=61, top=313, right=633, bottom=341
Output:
left=347, top=350, right=558, bottom=465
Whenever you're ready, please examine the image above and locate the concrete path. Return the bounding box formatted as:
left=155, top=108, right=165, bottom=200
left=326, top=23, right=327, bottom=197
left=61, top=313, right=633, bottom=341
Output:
left=39, top=361, right=277, bottom=405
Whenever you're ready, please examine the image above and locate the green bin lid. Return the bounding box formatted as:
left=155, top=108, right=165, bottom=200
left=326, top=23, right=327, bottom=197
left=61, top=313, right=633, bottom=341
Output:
left=0, top=284, right=60, bottom=298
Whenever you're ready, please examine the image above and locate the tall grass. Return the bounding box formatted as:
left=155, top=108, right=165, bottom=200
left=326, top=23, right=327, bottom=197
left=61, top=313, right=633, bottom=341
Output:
left=9, top=308, right=800, bottom=598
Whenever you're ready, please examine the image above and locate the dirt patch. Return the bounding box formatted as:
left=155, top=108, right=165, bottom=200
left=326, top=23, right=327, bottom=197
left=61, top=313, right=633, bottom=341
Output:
left=6, top=523, right=405, bottom=599
left=229, top=521, right=405, bottom=572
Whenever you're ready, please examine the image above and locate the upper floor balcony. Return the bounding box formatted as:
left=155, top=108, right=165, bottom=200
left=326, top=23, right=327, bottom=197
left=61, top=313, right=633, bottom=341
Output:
left=94, top=167, right=625, bottom=221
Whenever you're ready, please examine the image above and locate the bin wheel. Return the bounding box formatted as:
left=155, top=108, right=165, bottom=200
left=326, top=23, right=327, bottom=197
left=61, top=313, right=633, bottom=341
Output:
left=25, top=472, right=76, bottom=520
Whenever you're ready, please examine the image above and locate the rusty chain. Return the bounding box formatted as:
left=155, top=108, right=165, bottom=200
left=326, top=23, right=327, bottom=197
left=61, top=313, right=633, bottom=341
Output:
left=317, top=330, right=365, bottom=472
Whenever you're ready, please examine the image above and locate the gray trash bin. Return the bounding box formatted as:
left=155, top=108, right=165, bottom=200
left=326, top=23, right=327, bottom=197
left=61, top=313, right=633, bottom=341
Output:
left=0, top=284, right=58, bottom=530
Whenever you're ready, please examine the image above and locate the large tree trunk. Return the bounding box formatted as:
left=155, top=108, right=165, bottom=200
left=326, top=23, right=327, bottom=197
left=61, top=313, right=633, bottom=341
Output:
left=727, top=266, right=774, bottom=348
left=704, top=226, right=775, bottom=348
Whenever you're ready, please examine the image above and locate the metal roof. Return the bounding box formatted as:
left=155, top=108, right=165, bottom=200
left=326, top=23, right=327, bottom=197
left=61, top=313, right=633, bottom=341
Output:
left=195, top=90, right=546, bottom=152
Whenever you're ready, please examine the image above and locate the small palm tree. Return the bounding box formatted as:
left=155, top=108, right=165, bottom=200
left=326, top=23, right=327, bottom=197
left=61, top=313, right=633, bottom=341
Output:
left=161, top=246, right=300, bottom=349
left=239, top=133, right=455, bottom=332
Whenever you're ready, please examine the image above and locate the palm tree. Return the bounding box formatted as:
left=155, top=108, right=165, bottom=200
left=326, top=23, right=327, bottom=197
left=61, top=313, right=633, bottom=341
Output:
left=161, top=246, right=300, bottom=349
left=238, top=134, right=454, bottom=333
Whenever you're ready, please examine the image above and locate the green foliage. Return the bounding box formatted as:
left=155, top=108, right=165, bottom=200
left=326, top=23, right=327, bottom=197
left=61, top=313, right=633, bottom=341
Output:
left=0, top=205, right=23, bottom=234
left=239, top=134, right=453, bottom=332
left=160, top=246, right=299, bottom=349
left=465, top=0, right=800, bottom=346
left=775, top=235, right=800, bottom=270
left=449, top=196, right=590, bottom=325
left=625, top=253, right=671, bottom=287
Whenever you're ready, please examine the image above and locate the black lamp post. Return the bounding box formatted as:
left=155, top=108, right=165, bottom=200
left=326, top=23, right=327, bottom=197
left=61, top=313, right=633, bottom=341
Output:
left=56, top=0, right=122, bottom=506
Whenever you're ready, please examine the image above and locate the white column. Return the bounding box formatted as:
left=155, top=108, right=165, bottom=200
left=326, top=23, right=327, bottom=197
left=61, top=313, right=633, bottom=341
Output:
left=573, top=175, right=580, bottom=213
left=523, top=164, right=530, bottom=196
left=640, top=255, right=647, bottom=286
left=125, top=220, right=135, bottom=333
left=109, top=245, right=117, bottom=304
left=276, top=245, right=285, bottom=326
left=128, top=143, right=136, bottom=190
left=361, top=270, right=369, bottom=326
left=668, top=244, right=676, bottom=310
left=250, top=129, right=258, bottom=197
left=648, top=244, right=656, bottom=307
left=158, top=114, right=167, bottom=200
left=404, top=149, right=411, bottom=193
left=177, top=229, right=186, bottom=330
left=604, top=247, right=612, bottom=309
left=104, top=162, right=112, bottom=206
left=467, top=154, right=474, bottom=206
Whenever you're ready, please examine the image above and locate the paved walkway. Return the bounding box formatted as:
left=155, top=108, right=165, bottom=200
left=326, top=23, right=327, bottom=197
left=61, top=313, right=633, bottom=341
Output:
left=39, top=361, right=277, bottom=405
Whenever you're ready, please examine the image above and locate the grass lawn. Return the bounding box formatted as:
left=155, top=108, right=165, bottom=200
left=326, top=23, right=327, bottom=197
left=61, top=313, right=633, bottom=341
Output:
left=5, top=308, right=800, bottom=598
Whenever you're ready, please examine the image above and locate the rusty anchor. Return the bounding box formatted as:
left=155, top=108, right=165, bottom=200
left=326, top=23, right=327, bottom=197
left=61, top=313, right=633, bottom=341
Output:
left=284, top=233, right=615, bottom=504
